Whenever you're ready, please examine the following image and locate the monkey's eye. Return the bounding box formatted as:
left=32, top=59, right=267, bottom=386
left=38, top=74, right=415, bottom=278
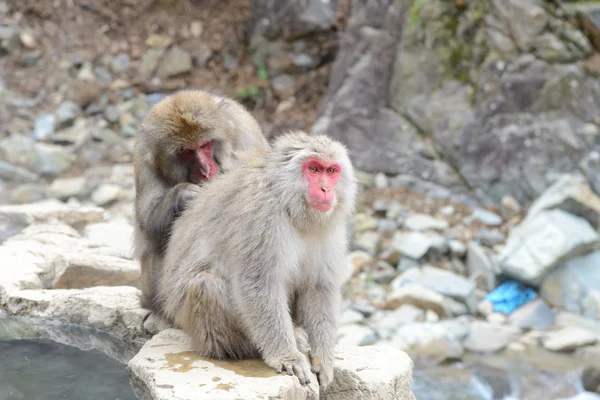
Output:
left=326, top=167, right=336, bottom=174
left=308, top=166, right=318, bottom=173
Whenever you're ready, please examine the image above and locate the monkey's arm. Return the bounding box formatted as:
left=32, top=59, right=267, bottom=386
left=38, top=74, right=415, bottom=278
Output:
left=232, top=261, right=312, bottom=384
left=296, top=280, right=340, bottom=390
left=136, top=180, right=199, bottom=252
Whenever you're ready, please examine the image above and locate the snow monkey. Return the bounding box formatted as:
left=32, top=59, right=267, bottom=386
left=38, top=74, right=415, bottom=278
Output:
left=154, top=131, right=357, bottom=392
left=133, top=89, right=270, bottom=308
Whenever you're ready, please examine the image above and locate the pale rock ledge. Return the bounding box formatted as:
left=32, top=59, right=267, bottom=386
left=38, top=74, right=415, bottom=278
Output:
left=127, top=329, right=416, bottom=400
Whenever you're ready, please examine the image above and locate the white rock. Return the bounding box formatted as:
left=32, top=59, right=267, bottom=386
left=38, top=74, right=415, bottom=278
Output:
left=339, top=308, right=365, bottom=325
left=403, top=214, right=449, bottom=231
left=54, top=253, right=140, bottom=289
left=374, top=172, right=389, bottom=189
left=91, top=183, right=122, bottom=206
left=542, top=327, right=598, bottom=352
left=128, top=329, right=416, bottom=400
left=385, top=283, right=450, bottom=318
left=0, top=199, right=104, bottom=227
left=463, top=322, right=521, bottom=353
left=337, top=324, right=377, bottom=346
left=389, top=231, right=433, bottom=260
left=85, top=221, right=134, bottom=259
left=1, top=286, right=151, bottom=340
left=499, top=209, right=600, bottom=286
left=47, top=176, right=87, bottom=199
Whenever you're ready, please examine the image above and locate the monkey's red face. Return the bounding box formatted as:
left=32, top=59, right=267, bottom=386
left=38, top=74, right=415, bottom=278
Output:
left=302, top=157, right=341, bottom=212
left=177, top=140, right=219, bottom=183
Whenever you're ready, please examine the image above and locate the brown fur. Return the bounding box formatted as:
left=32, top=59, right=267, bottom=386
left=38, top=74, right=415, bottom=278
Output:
left=133, top=88, right=270, bottom=309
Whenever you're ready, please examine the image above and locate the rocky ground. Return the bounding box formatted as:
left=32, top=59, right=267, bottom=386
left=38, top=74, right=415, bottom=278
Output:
left=1, top=0, right=600, bottom=399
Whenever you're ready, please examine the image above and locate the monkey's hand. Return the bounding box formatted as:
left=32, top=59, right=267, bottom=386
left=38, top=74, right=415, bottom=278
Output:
left=267, top=350, right=312, bottom=386
left=173, top=183, right=201, bottom=216
left=310, top=355, right=334, bottom=393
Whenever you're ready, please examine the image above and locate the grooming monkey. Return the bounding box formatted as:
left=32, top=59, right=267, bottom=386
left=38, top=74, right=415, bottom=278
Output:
left=153, top=131, right=357, bottom=392
left=133, top=89, right=270, bottom=308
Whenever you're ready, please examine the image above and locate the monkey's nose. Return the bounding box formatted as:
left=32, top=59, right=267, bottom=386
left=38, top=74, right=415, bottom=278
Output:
left=321, top=186, right=330, bottom=193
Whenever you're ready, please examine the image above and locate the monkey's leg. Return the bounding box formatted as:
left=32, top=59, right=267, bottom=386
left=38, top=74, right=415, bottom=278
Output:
left=177, top=272, right=258, bottom=360
left=296, top=284, right=340, bottom=392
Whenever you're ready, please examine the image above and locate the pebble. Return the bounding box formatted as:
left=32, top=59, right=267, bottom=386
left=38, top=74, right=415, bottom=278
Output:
left=542, top=327, right=598, bottom=352
left=467, top=208, right=503, bottom=226
left=91, top=183, right=121, bottom=206
left=56, top=101, right=80, bottom=129
left=375, top=173, right=389, bottom=189
left=33, top=114, right=56, bottom=141
left=156, top=46, right=192, bottom=78
left=404, top=213, right=449, bottom=231
left=110, top=53, right=131, bottom=73
left=354, top=231, right=380, bottom=254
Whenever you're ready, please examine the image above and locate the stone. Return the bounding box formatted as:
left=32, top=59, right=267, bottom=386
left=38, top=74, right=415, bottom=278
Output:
left=542, top=327, right=598, bottom=352
left=466, top=242, right=496, bottom=292
left=192, top=43, right=213, bottom=68
left=354, top=231, right=380, bottom=255
left=33, top=143, right=75, bottom=177
left=525, top=174, right=600, bottom=230
left=501, top=195, right=522, bottom=219
left=475, top=229, right=505, bottom=247
left=403, top=214, right=449, bottom=231
left=353, top=213, right=379, bottom=233
left=0, top=286, right=151, bottom=341
left=487, top=313, right=507, bottom=325
left=508, top=299, right=555, bottom=330
left=385, top=283, right=450, bottom=318
left=386, top=202, right=404, bottom=220
left=347, top=251, right=374, bottom=277
left=271, top=74, right=295, bottom=98
left=391, top=317, right=470, bottom=362
left=0, top=162, right=38, bottom=183
left=448, top=240, right=466, bottom=257
left=374, top=173, right=389, bottom=189
left=388, top=232, right=433, bottom=260
left=466, top=209, right=503, bottom=226
left=0, top=24, right=19, bottom=52
left=375, top=305, right=424, bottom=339
left=337, top=324, right=378, bottom=347
left=47, top=177, right=86, bottom=199
left=582, top=366, right=600, bottom=394
left=90, top=183, right=121, bottom=206
left=33, top=114, right=56, bottom=141
left=8, top=184, right=46, bottom=205
left=406, top=266, right=477, bottom=313
left=190, top=21, right=203, bottom=37
left=156, top=46, right=192, bottom=79
left=145, top=34, right=171, bottom=48
left=463, top=322, right=522, bottom=353
left=477, top=300, right=494, bottom=317
left=85, top=221, right=134, bottom=259
left=223, top=53, right=239, bottom=71
left=377, top=219, right=397, bottom=232
left=340, top=309, right=365, bottom=325
left=540, top=251, right=600, bottom=317
left=54, top=254, right=140, bottom=289
left=584, top=291, right=600, bottom=321
left=128, top=329, right=416, bottom=400
left=373, top=260, right=396, bottom=284
left=0, top=199, right=103, bottom=228
left=499, top=209, right=600, bottom=286
left=555, top=312, right=600, bottom=340
left=139, top=48, right=165, bottom=79
left=56, top=101, right=80, bottom=129
left=110, top=53, right=131, bottom=73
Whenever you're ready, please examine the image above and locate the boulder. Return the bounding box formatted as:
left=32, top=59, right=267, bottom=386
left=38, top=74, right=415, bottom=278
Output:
left=463, top=322, right=522, bottom=353
left=541, top=251, right=600, bottom=319
left=499, top=209, right=599, bottom=286
left=0, top=286, right=151, bottom=341
left=525, top=174, right=600, bottom=230
left=127, top=329, right=416, bottom=400
left=0, top=199, right=104, bottom=230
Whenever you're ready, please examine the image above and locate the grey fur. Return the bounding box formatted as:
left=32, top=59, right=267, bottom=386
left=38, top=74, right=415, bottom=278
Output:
left=154, top=131, right=357, bottom=392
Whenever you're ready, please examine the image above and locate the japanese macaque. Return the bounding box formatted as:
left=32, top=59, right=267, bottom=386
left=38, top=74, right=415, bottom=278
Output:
left=153, top=131, right=357, bottom=392
left=133, top=89, right=270, bottom=308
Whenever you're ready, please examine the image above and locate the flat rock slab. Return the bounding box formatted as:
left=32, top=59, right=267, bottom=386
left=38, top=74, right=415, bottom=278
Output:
left=542, top=327, right=598, bottom=352
left=128, top=329, right=416, bottom=400
left=0, top=286, right=151, bottom=340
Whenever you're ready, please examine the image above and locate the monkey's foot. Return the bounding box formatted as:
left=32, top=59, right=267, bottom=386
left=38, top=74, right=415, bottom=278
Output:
left=267, top=351, right=312, bottom=386
left=294, top=326, right=311, bottom=356
left=309, top=355, right=334, bottom=392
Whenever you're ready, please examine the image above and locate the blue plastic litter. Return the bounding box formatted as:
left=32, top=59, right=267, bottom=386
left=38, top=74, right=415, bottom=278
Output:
left=484, top=280, right=537, bottom=314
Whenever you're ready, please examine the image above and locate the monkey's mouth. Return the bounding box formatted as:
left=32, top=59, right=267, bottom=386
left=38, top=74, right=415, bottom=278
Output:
left=308, top=200, right=333, bottom=212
